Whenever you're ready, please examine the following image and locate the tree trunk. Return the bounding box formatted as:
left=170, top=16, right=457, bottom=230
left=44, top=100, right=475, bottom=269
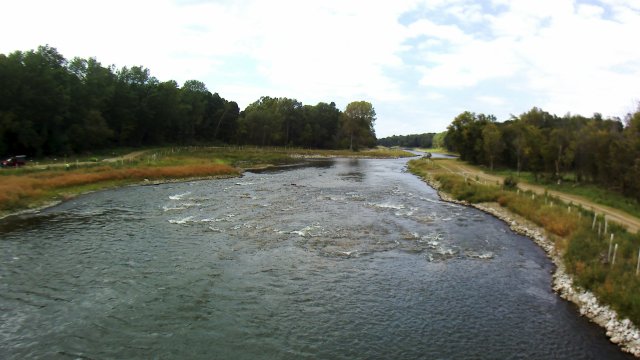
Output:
left=213, top=109, right=227, bottom=140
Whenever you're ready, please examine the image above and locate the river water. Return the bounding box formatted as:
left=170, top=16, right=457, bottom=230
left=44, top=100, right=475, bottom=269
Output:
left=0, top=157, right=633, bottom=359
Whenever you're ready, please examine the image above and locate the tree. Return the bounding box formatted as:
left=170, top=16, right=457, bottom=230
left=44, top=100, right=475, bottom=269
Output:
left=432, top=132, right=446, bottom=149
left=482, top=122, right=503, bottom=170
left=340, top=101, right=376, bottom=151
left=445, top=111, right=494, bottom=163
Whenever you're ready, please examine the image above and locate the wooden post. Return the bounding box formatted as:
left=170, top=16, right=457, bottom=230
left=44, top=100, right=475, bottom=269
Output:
left=604, top=218, right=608, bottom=235
left=568, top=206, right=571, bottom=213
left=592, top=213, right=597, bottom=230
left=637, top=248, right=640, bottom=276
left=608, top=234, right=614, bottom=262
left=612, top=244, right=618, bottom=266
left=598, top=222, right=602, bottom=237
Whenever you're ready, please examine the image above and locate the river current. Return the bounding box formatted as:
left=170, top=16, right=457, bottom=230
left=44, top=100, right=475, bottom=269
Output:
left=0, top=157, right=633, bottom=359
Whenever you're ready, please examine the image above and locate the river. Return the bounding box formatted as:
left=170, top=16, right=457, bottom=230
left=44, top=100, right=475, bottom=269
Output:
left=0, top=157, right=633, bottom=359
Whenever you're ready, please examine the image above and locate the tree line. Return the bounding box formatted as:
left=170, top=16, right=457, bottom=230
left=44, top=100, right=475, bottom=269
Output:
left=443, top=107, right=640, bottom=201
left=377, top=132, right=447, bottom=149
left=0, top=45, right=377, bottom=157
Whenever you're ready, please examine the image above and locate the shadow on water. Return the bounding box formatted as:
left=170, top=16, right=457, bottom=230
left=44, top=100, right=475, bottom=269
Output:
left=245, top=159, right=335, bottom=174
left=337, top=158, right=366, bottom=182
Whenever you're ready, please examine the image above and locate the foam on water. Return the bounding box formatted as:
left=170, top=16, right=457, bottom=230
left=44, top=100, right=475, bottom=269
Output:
left=169, top=192, right=191, bottom=200
left=162, top=205, right=187, bottom=212
left=168, top=216, right=194, bottom=224
left=371, top=202, right=405, bottom=210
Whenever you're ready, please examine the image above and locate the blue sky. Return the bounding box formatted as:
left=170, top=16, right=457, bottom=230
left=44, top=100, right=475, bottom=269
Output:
left=2, top=0, right=639, bottom=137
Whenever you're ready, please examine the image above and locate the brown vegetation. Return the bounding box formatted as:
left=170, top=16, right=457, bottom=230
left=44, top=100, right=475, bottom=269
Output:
left=0, top=164, right=239, bottom=211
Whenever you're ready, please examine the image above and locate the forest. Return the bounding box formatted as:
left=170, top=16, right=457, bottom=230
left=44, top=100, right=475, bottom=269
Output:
left=377, top=132, right=443, bottom=149
left=0, top=46, right=377, bottom=157
left=443, top=107, right=640, bottom=201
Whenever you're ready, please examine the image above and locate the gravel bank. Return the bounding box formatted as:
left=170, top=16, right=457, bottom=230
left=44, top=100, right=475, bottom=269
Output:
left=420, top=173, right=640, bottom=357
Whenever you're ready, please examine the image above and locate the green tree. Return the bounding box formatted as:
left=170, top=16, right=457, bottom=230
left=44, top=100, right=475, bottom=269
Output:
left=482, top=122, right=503, bottom=170
left=445, top=112, right=494, bottom=163
left=340, top=101, right=376, bottom=151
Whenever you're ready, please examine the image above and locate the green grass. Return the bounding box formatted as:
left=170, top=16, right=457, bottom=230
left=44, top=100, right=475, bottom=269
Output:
left=487, top=168, right=640, bottom=219
left=413, top=147, right=455, bottom=155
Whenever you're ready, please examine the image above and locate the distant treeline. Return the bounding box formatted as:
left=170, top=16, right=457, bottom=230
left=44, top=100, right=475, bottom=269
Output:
left=443, top=107, right=640, bottom=200
left=0, top=45, right=376, bottom=157
left=377, top=132, right=446, bottom=149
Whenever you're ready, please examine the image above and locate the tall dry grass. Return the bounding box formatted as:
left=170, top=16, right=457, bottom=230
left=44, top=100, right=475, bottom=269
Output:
left=0, top=164, right=239, bottom=211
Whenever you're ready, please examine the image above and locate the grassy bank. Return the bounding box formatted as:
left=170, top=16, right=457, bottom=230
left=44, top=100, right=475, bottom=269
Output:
left=0, top=164, right=241, bottom=215
left=488, top=168, right=640, bottom=220
left=409, top=158, right=640, bottom=325
left=0, top=146, right=412, bottom=216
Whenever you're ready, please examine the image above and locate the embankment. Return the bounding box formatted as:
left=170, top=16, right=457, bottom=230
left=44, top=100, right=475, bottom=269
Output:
left=418, top=172, right=640, bottom=357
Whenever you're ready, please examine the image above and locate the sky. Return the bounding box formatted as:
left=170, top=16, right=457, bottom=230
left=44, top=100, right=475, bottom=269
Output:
left=1, top=0, right=639, bottom=137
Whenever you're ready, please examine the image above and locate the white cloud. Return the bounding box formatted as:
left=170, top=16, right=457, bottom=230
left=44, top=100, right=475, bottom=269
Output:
left=1, top=0, right=639, bottom=137
left=407, top=0, right=640, bottom=123
left=477, top=95, right=506, bottom=106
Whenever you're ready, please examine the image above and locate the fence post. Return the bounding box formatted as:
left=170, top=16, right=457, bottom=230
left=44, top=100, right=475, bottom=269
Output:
left=608, top=234, right=614, bottom=263
left=598, top=222, right=602, bottom=237
left=612, top=244, right=618, bottom=266
left=637, top=248, right=640, bottom=276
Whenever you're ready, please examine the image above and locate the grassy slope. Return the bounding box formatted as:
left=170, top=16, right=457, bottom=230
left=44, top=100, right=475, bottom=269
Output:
left=488, top=168, right=640, bottom=219
left=408, top=158, right=640, bottom=325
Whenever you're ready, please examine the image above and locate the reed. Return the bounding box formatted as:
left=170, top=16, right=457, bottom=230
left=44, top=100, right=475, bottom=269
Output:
left=0, top=164, right=239, bottom=212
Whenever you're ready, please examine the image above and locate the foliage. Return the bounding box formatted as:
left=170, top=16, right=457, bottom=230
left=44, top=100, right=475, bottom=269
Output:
left=377, top=132, right=436, bottom=148
left=443, top=105, right=640, bottom=201
left=339, top=101, right=377, bottom=151
left=503, top=175, right=518, bottom=189
left=0, top=46, right=378, bottom=158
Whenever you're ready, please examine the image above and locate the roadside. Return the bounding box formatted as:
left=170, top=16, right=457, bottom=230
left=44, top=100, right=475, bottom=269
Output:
left=20, top=150, right=149, bottom=170
left=435, top=159, right=640, bottom=233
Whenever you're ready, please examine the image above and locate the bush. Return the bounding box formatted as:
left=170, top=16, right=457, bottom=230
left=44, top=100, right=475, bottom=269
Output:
left=503, top=175, right=518, bottom=189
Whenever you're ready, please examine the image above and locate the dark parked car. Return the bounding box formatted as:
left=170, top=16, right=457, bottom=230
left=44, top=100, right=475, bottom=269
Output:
left=1, top=155, right=26, bottom=167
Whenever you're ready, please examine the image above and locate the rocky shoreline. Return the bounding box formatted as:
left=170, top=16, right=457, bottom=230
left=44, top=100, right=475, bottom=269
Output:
left=420, top=173, right=640, bottom=357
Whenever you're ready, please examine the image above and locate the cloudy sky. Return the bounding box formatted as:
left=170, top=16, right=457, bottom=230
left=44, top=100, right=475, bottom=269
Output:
left=2, top=0, right=639, bottom=137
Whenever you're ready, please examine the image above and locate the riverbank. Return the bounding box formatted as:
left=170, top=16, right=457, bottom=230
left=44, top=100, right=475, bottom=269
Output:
left=411, top=161, right=640, bottom=357
left=0, top=147, right=413, bottom=219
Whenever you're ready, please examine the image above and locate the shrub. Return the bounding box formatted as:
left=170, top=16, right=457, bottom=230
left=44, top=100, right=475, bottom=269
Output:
left=503, top=175, right=518, bottom=189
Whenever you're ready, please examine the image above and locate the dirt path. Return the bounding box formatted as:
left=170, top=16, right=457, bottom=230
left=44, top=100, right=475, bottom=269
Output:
left=25, top=150, right=149, bottom=170
left=436, top=159, right=640, bottom=233
left=102, top=150, right=148, bottom=163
